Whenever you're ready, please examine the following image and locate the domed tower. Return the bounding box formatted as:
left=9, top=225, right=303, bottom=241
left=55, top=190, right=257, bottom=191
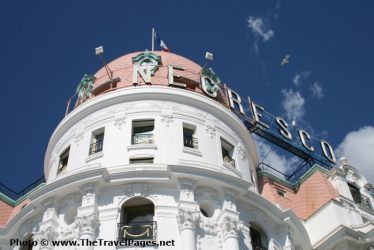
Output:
left=0, top=50, right=312, bottom=250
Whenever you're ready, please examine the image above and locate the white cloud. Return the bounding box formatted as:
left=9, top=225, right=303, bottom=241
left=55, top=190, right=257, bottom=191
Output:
left=247, top=16, right=274, bottom=41
left=281, top=89, right=305, bottom=123
left=293, top=71, right=312, bottom=86
left=310, top=81, right=324, bottom=99
left=336, top=126, right=374, bottom=184
left=247, top=16, right=274, bottom=55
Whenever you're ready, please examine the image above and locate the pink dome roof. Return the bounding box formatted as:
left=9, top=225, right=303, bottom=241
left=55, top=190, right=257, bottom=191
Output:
left=91, top=51, right=204, bottom=97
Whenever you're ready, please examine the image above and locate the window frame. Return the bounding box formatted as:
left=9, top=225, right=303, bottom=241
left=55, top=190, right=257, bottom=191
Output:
left=220, top=138, right=236, bottom=168
left=58, top=146, right=70, bottom=173
left=183, top=123, right=198, bottom=149
left=132, top=119, right=155, bottom=145
left=89, top=128, right=105, bottom=155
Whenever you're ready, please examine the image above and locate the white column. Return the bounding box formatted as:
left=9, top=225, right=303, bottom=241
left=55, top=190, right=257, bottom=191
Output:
left=177, top=178, right=199, bottom=250
left=221, top=188, right=241, bottom=250
left=177, top=209, right=199, bottom=250
left=35, top=198, right=59, bottom=250
left=76, top=183, right=99, bottom=250
left=76, top=215, right=98, bottom=250
left=221, top=217, right=240, bottom=250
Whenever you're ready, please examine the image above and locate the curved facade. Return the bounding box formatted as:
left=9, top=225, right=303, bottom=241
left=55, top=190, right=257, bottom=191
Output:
left=0, top=51, right=373, bottom=250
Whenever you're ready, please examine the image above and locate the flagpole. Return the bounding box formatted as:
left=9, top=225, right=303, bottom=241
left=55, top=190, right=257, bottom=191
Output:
left=152, top=28, right=155, bottom=51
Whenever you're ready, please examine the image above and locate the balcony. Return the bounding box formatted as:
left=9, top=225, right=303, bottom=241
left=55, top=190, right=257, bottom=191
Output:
left=89, top=140, right=103, bottom=155
left=356, top=194, right=373, bottom=211
left=223, top=155, right=235, bottom=168
left=132, top=134, right=154, bottom=145
left=184, top=134, right=198, bottom=149
left=118, top=221, right=157, bottom=241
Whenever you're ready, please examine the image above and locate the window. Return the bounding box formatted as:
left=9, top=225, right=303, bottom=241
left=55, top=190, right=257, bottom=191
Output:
left=348, top=183, right=373, bottom=210
left=132, top=120, right=154, bottom=145
left=58, top=147, right=70, bottom=173
left=183, top=124, right=198, bottom=149
left=221, top=138, right=235, bottom=167
left=276, top=189, right=285, bottom=197
left=119, top=197, right=156, bottom=240
left=348, top=184, right=361, bottom=204
left=129, top=158, right=154, bottom=164
left=250, top=225, right=268, bottom=250
left=89, top=128, right=104, bottom=155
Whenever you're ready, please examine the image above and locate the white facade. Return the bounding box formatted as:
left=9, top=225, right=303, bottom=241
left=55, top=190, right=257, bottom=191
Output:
left=0, top=51, right=373, bottom=250
left=0, top=84, right=311, bottom=250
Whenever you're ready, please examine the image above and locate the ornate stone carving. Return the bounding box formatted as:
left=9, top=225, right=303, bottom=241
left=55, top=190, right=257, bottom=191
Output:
left=74, top=125, right=84, bottom=145
left=179, top=178, right=196, bottom=201
left=177, top=209, right=199, bottom=230
left=223, top=188, right=238, bottom=210
left=237, top=142, right=245, bottom=159
left=199, top=218, right=218, bottom=236
left=58, top=226, right=79, bottom=241
left=82, top=192, right=96, bottom=207
left=220, top=217, right=240, bottom=238
left=205, top=121, right=216, bottom=138
left=346, top=169, right=358, bottom=184
left=161, top=109, right=173, bottom=127
left=124, top=183, right=150, bottom=197
left=42, top=208, right=55, bottom=222
left=34, top=227, right=59, bottom=245
left=75, top=214, right=99, bottom=238
left=114, top=111, right=127, bottom=129
left=197, top=217, right=222, bottom=250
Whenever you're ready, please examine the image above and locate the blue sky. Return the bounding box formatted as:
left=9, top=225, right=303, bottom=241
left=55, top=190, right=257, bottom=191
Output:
left=1, top=0, right=373, bottom=191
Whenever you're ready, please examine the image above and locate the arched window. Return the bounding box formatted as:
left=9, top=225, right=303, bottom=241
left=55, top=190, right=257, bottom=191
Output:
left=250, top=225, right=268, bottom=250
left=118, top=197, right=155, bottom=240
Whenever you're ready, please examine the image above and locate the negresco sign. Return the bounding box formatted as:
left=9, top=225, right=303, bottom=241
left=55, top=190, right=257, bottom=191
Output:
left=85, top=51, right=336, bottom=168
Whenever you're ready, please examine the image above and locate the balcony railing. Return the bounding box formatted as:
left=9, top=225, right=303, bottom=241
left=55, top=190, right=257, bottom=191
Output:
left=132, top=134, right=154, bottom=145
left=184, top=135, right=198, bottom=149
left=358, top=194, right=373, bottom=211
left=118, top=221, right=157, bottom=241
left=89, top=140, right=103, bottom=155
left=223, top=155, right=236, bottom=168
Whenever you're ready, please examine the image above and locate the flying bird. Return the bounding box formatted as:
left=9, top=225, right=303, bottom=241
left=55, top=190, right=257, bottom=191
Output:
left=281, top=55, right=290, bottom=66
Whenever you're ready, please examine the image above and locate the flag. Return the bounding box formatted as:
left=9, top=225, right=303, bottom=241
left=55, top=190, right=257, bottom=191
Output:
left=154, top=31, right=170, bottom=52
